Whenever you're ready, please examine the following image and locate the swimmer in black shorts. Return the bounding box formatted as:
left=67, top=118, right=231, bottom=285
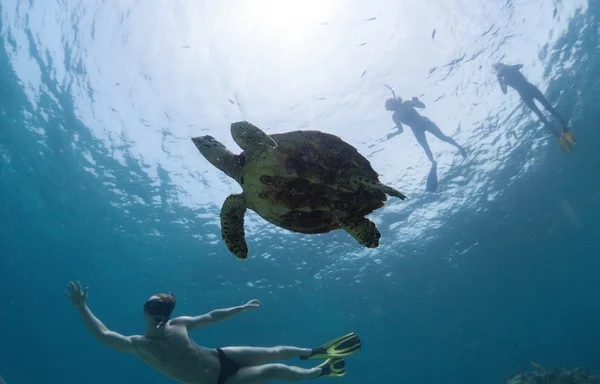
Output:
left=65, top=281, right=360, bottom=384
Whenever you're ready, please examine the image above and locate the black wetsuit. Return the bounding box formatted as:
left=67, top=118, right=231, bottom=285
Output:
left=392, top=100, right=465, bottom=163
left=497, top=64, right=568, bottom=133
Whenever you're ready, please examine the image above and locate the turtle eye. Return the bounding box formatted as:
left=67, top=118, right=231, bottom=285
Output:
left=198, top=136, right=219, bottom=148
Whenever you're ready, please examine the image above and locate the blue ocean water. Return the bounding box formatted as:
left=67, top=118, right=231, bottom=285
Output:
left=1, top=0, right=599, bottom=383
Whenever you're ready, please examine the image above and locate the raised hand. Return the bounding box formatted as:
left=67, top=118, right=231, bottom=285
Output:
left=243, top=299, right=261, bottom=310
left=64, top=281, right=89, bottom=309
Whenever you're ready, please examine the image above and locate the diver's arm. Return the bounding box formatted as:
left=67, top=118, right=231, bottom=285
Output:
left=497, top=75, right=507, bottom=94
left=411, top=97, right=426, bottom=108
left=171, top=300, right=261, bottom=331
left=77, top=304, right=137, bottom=353
left=395, top=122, right=404, bottom=133
left=510, top=64, right=524, bottom=70
left=391, top=114, right=404, bottom=133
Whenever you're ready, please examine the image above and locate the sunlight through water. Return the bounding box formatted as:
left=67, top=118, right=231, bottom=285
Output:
left=1, top=0, right=588, bottom=267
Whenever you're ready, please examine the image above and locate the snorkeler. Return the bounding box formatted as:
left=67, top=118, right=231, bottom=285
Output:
left=384, top=85, right=467, bottom=192
left=493, top=62, right=575, bottom=152
left=64, top=281, right=361, bottom=384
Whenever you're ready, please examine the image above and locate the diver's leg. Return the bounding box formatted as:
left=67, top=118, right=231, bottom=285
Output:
left=531, top=87, right=569, bottom=131
left=423, top=118, right=467, bottom=158
left=221, top=346, right=311, bottom=366
left=228, top=364, right=322, bottom=384
left=522, top=97, right=559, bottom=136
left=412, top=129, right=436, bottom=164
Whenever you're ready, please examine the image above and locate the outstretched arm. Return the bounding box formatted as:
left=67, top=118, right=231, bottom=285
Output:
left=78, top=303, right=138, bottom=353
left=65, top=281, right=137, bottom=354
left=510, top=64, right=524, bottom=70
left=171, top=300, right=261, bottom=331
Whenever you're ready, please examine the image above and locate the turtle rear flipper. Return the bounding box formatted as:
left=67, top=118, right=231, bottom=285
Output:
left=349, top=175, right=407, bottom=200
left=338, top=216, right=381, bottom=248
left=220, top=194, right=249, bottom=259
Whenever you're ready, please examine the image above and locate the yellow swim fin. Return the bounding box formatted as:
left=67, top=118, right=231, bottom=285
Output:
left=563, top=131, right=576, bottom=144
left=300, top=333, right=362, bottom=360
left=557, top=135, right=573, bottom=154
left=317, top=358, right=346, bottom=378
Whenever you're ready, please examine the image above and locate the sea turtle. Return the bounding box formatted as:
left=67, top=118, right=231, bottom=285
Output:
left=191, top=121, right=407, bottom=259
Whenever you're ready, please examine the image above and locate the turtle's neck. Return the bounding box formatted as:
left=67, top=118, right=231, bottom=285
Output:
left=214, top=152, right=244, bottom=184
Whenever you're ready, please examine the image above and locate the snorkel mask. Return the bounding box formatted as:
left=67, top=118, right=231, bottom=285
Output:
left=385, top=98, right=398, bottom=111
left=144, top=292, right=176, bottom=329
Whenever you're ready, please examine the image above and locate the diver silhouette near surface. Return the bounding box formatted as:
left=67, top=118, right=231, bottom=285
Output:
left=493, top=62, right=575, bottom=152
left=383, top=85, right=467, bottom=192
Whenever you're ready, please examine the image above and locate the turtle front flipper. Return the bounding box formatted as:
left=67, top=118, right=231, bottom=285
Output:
left=220, top=193, right=249, bottom=260
left=338, top=216, right=381, bottom=248
left=349, top=175, right=407, bottom=200
left=231, top=121, right=278, bottom=150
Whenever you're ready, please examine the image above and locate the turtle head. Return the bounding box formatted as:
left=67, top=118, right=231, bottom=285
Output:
left=191, top=136, right=242, bottom=181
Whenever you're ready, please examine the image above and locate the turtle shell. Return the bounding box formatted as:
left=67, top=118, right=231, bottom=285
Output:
left=239, top=130, right=387, bottom=234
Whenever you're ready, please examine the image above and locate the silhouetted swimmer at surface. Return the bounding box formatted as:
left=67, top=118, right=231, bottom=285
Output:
left=493, top=62, right=575, bottom=152
left=384, top=87, right=467, bottom=192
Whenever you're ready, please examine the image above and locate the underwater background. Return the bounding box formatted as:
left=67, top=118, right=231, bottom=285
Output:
left=1, top=0, right=599, bottom=383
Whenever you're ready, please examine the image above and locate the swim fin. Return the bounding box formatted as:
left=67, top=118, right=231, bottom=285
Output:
left=563, top=130, right=576, bottom=144
left=426, top=162, right=438, bottom=193
left=300, top=332, right=361, bottom=360
left=557, top=135, right=573, bottom=154
left=317, top=358, right=346, bottom=378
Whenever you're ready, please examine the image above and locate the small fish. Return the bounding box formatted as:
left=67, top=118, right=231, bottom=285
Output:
left=365, top=17, right=376, bottom=21
left=481, top=24, right=494, bottom=37
left=553, top=8, right=557, bottom=18
left=317, top=97, right=326, bottom=100
left=530, top=362, right=546, bottom=372
left=360, top=70, right=367, bottom=78
left=431, top=29, right=436, bottom=40
left=182, top=45, right=191, bottom=48
left=227, top=98, right=235, bottom=104
left=357, top=42, right=367, bottom=47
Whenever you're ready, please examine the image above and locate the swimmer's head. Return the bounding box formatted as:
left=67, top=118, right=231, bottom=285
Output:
left=143, top=292, right=176, bottom=328
left=385, top=98, right=401, bottom=111
left=492, top=62, right=505, bottom=73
